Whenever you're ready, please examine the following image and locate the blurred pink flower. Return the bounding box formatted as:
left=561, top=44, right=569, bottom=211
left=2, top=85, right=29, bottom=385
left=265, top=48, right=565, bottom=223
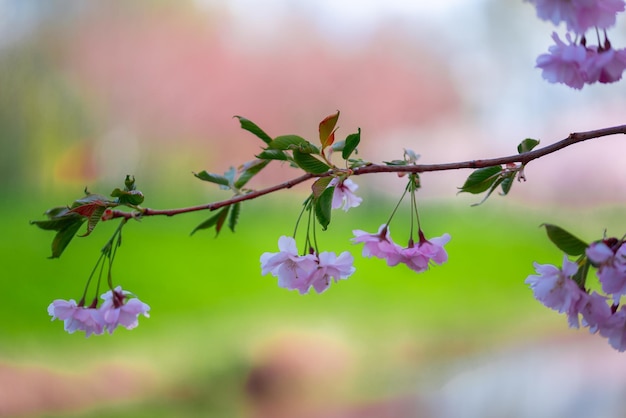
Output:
left=329, top=178, right=362, bottom=212
left=525, top=255, right=586, bottom=325
left=352, top=224, right=403, bottom=266
left=579, top=291, right=612, bottom=333
left=599, top=307, right=626, bottom=352
left=48, top=299, right=104, bottom=337
left=99, top=286, right=150, bottom=334
left=260, top=236, right=318, bottom=292
left=587, top=241, right=626, bottom=303
left=527, top=0, right=625, bottom=34
left=399, top=233, right=451, bottom=273
left=536, top=32, right=588, bottom=89
left=584, top=47, right=626, bottom=83
left=303, top=251, right=356, bottom=294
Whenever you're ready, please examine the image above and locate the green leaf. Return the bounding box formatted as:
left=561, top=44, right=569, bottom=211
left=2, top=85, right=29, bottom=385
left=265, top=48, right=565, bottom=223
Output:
left=269, top=135, right=309, bottom=150
left=256, top=149, right=288, bottom=161
left=31, top=207, right=86, bottom=258
left=342, top=128, right=361, bottom=160
left=50, top=219, right=84, bottom=258
left=572, top=256, right=591, bottom=289
left=111, top=188, right=144, bottom=206
left=228, top=202, right=241, bottom=232
left=311, top=177, right=333, bottom=198
left=314, top=187, right=334, bottom=230
left=518, top=138, right=540, bottom=154
left=190, top=206, right=231, bottom=236
left=124, top=175, right=137, bottom=191
left=471, top=176, right=505, bottom=206
left=292, top=150, right=331, bottom=174
left=383, top=160, right=407, bottom=166
left=500, top=173, right=515, bottom=196
left=319, top=110, right=340, bottom=149
left=459, top=166, right=502, bottom=194
left=235, top=160, right=270, bottom=189
left=234, top=116, right=273, bottom=145
left=542, top=224, right=589, bottom=256
left=194, top=170, right=231, bottom=187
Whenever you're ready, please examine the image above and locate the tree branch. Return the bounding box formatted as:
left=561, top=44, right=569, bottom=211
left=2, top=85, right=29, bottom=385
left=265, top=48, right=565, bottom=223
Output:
left=110, top=124, right=626, bottom=220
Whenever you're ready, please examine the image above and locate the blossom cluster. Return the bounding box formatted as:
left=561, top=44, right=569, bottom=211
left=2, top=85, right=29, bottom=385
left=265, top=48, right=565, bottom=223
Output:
left=353, top=224, right=450, bottom=273
left=48, top=286, right=150, bottom=336
left=527, top=0, right=626, bottom=88
left=525, top=239, right=626, bottom=351
left=261, top=236, right=355, bottom=294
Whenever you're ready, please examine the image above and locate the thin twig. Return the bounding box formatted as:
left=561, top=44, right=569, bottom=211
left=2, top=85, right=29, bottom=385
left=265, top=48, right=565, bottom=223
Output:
left=109, top=124, right=626, bottom=220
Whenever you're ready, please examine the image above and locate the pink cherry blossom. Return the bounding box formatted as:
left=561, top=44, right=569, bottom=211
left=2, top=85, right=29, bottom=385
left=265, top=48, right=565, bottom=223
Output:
left=48, top=299, right=104, bottom=337
left=525, top=255, right=586, bottom=324
left=584, top=47, right=626, bottom=83
left=586, top=241, right=626, bottom=303
left=329, top=178, right=362, bottom=212
left=352, top=224, right=403, bottom=266
left=302, top=251, right=356, bottom=294
left=598, top=306, right=626, bottom=352
left=260, top=236, right=318, bottom=292
left=527, top=0, right=625, bottom=34
left=99, top=286, right=150, bottom=334
left=398, top=233, right=451, bottom=273
left=536, top=32, right=588, bottom=89
left=579, top=291, right=612, bottom=333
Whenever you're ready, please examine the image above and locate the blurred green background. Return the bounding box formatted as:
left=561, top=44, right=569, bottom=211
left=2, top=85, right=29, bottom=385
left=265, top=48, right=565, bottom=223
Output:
left=2, top=1, right=626, bottom=417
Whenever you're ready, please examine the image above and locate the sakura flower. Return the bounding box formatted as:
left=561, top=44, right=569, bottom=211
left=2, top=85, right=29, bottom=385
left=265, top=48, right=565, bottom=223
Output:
left=598, top=306, right=626, bottom=352
left=352, top=224, right=403, bottom=266
left=525, top=255, right=586, bottom=326
left=48, top=299, right=104, bottom=337
left=583, top=47, right=626, bottom=83
left=527, top=0, right=625, bottom=34
left=99, top=286, right=150, bottom=334
left=329, top=178, right=362, bottom=212
left=260, top=236, right=318, bottom=292
left=398, top=233, right=451, bottom=273
left=579, top=291, right=612, bottom=333
left=587, top=241, right=626, bottom=303
left=536, top=32, right=588, bottom=89
left=302, top=251, right=356, bottom=294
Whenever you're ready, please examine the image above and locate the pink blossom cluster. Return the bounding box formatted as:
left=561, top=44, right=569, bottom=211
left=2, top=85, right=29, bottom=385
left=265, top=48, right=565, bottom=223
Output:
left=525, top=240, right=626, bottom=352
left=527, top=0, right=626, bottom=88
left=260, top=236, right=355, bottom=294
left=48, top=286, right=150, bottom=336
left=352, top=224, right=450, bottom=273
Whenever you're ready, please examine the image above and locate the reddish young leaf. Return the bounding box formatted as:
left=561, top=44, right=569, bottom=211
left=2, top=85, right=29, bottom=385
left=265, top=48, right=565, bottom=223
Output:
left=319, top=110, right=340, bottom=149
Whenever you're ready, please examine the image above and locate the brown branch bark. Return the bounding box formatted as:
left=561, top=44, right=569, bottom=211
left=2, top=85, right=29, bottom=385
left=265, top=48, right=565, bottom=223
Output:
left=110, top=124, right=626, bottom=220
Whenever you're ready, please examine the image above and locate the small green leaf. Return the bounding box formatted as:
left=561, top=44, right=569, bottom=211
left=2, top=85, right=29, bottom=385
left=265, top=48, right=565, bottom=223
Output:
left=194, top=171, right=231, bottom=187
left=459, top=166, right=502, bottom=194
left=292, top=150, right=330, bottom=174
left=312, top=177, right=333, bottom=198
left=269, top=135, right=309, bottom=150
left=111, top=188, right=144, bottom=205
left=235, top=160, right=270, bottom=189
left=256, top=149, right=289, bottom=161
left=572, top=256, right=591, bottom=289
left=542, top=224, right=589, bottom=256
left=342, top=128, right=361, bottom=160
left=471, top=176, right=505, bottom=206
left=500, top=173, right=515, bottom=196
left=191, top=206, right=231, bottom=236
left=124, top=175, right=137, bottom=191
left=228, top=202, right=241, bottom=232
left=314, top=187, right=334, bottom=230
left=383, top=160, right=407, bottom=166
left=234, top=116, right=273, bottom=145
left=319, top=110, right=340, bottom=149
left=518, top=138, right=540, bottom=154
left=50, top=219, right=84, bottom=258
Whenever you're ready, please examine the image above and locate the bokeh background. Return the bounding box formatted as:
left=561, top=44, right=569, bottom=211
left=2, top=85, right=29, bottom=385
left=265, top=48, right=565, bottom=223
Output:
left=2, top=0, right=626, bottom=417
